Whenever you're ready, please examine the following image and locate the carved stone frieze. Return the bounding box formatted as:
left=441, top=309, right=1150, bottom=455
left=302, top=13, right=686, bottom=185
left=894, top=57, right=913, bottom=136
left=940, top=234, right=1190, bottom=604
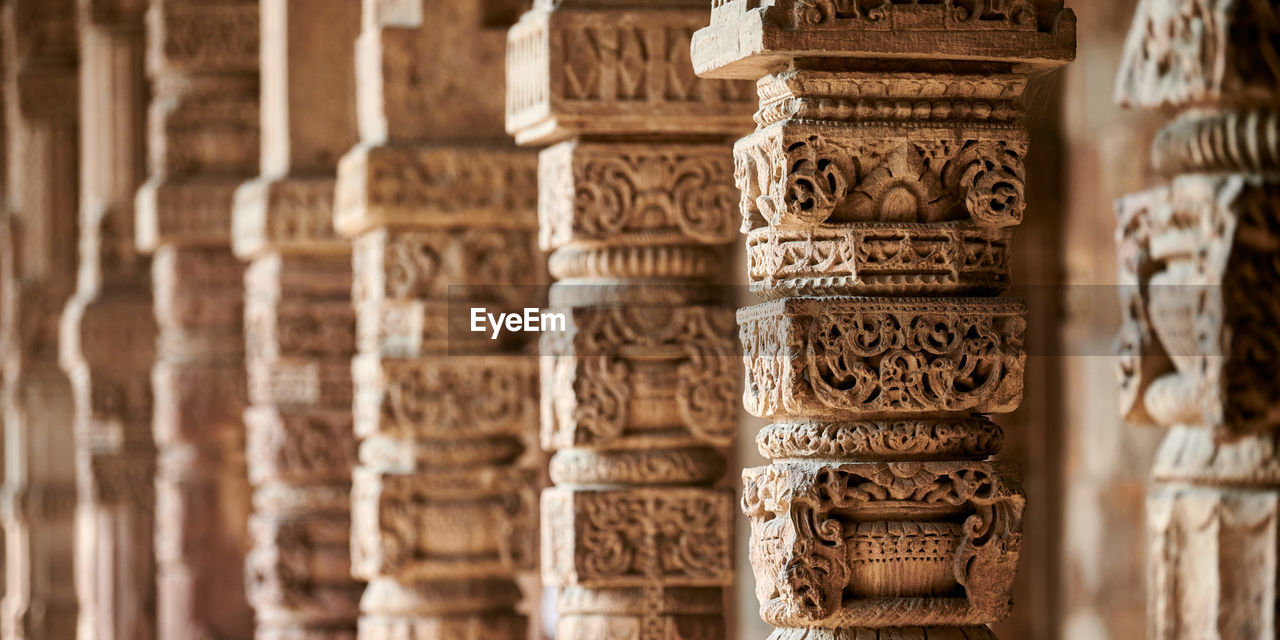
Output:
left=739, top=298, right=1027, bottom=419
left=506, top=2, right=755, bottom=144
left=1115, top=1, right=1280, bottom=634
left=694, top=1, right=1070, bottom=637
left=508, top=2, right=754, bottom=637
left=746, top=223, right=1011, bottom=297
left=692, top=0, right=1075, bottom=78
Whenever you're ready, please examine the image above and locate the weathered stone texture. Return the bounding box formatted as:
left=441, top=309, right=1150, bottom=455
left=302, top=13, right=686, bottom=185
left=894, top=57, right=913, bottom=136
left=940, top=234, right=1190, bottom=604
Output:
left=694, top=1, right=1073, bottom=637
left=507, top=1, right=755, bottom=637
left=1, top=1, right=80, bottom=637
left=1117, top=1, right=1280, bottom=631
left=336, top=1, right=541, bottom=637
left=135, top=1, right=260, bottom=637
left=233, top=2, right=362, bottom=638
left=59, top=1, right=157, bottom=638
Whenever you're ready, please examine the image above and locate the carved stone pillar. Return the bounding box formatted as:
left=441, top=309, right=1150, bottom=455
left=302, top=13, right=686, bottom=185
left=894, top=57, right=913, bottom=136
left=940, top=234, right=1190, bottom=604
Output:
left=232, top=1, right=361, bottom=637
left=134, top=1, right=259, bottom=637
left=1115, top=1, right=1280, bottom=636
left=59, top=1, right=157, bottom=638
left=333, top=1, right=539, bottom=636
left=505, top=2, right=754, bottom=637
left=691, top=3, right=1074, bottom=638
left=0, top=1, right=80, bottom=637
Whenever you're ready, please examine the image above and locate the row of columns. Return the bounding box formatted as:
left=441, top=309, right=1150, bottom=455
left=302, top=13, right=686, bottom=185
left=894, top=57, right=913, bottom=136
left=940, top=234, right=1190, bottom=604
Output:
left=25, top=1, right=1280, bottom=639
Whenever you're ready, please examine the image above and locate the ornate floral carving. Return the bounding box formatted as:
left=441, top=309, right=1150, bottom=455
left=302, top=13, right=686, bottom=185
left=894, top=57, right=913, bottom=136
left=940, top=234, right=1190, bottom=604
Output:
left=735, top=123, right=1028, bottom=230
left=787, top=0, right=1042, bottom=30
left=539, top=142, right=739, bottom=248
left=544, top=489, right=734, bottom=587
left=694, top=3, right=1066, bottom=635
left=361, top=356, right=537, bottom=440
left=742, top=462, right=1024, bottom=626
left=335, top=146, right=538, bottom=236
left=352, top=468, right=538, bottom=581
left=740, top=299, right=1026, bottom=418
left=542, top=306, right=739, bottom=450
left=757, top=418, right=1005, bottom=461
left=747, top=223, right=1011, bottom=297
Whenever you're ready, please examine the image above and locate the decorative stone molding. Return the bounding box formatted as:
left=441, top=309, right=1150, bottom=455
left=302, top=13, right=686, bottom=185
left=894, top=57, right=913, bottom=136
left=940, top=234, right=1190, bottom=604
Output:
left=334, top=1, right=541, bottom=636
left=134, top=0, right=259, bottom=637
left=1115, top=1, right=1280, bottom=635
left=507, top=2, right=755, bottom=637
left=693, top=1, right=1072, bottom=637
left=58, top=1, right=157, bottom=638
left=0, top=1, right=81, bottom=637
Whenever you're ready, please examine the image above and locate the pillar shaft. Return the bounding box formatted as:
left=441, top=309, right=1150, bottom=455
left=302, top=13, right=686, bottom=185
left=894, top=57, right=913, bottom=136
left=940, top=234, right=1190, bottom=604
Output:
left=505, top=2, right=755, bottom=638
left=60, top=1, right=157, bottom=638
left=334, top=2, right=540, bottom=637
left=692, top=2, right=1074, bottom=637
left=135, top=1, right=260, bottom=637
left=1, top=1, right=80, bottom=637
left=233, top=0, right=362, bottom=637
left=1115, top=1, right=1280, bottom=636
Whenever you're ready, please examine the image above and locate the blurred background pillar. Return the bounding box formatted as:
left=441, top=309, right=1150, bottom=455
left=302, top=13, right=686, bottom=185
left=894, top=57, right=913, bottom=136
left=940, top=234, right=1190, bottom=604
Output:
left=60, top=0, right=155, bottom=638
left=1116, top=0, right=1280, bottom=636
left=333, top=0, right=541, bottom=636
left=232, top=0, right=361, bottom=637
left=505, top=2, right=755, bottom=637
left=0, top=1, right=80, bottom=637
left=133, top=0, right=259, bottom=637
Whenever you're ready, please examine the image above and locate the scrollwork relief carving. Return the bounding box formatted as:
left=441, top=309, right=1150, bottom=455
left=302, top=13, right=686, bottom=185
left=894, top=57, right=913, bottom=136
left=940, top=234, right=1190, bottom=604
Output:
left=736, top=124, right=1028, bottom=230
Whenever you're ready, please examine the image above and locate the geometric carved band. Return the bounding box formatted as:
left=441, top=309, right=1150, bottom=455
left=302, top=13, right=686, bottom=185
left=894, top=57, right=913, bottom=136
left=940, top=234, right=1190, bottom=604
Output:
left=747, top=223, right=1011, bottom=297
left=756, top=417, right=1005, bottom=461
left=542, top=487, right=734, bottom=589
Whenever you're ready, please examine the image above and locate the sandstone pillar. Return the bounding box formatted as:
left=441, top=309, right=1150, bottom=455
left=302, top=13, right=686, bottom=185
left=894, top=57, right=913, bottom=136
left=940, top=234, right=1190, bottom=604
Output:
left=691, top=3, right=1074, bottom=638
left=134, top=1, right=259, bottom=637
left=0, top=1, right=80, bottom=637
left=1115, top=1, right=1280, bottom=636
left=232, top=0, right=361, bottom=637
left=60, top=1, right=156, bottom=638
left=505, top=3, right=755, bottom=637
left=333, top=1, right=540, bottom=636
